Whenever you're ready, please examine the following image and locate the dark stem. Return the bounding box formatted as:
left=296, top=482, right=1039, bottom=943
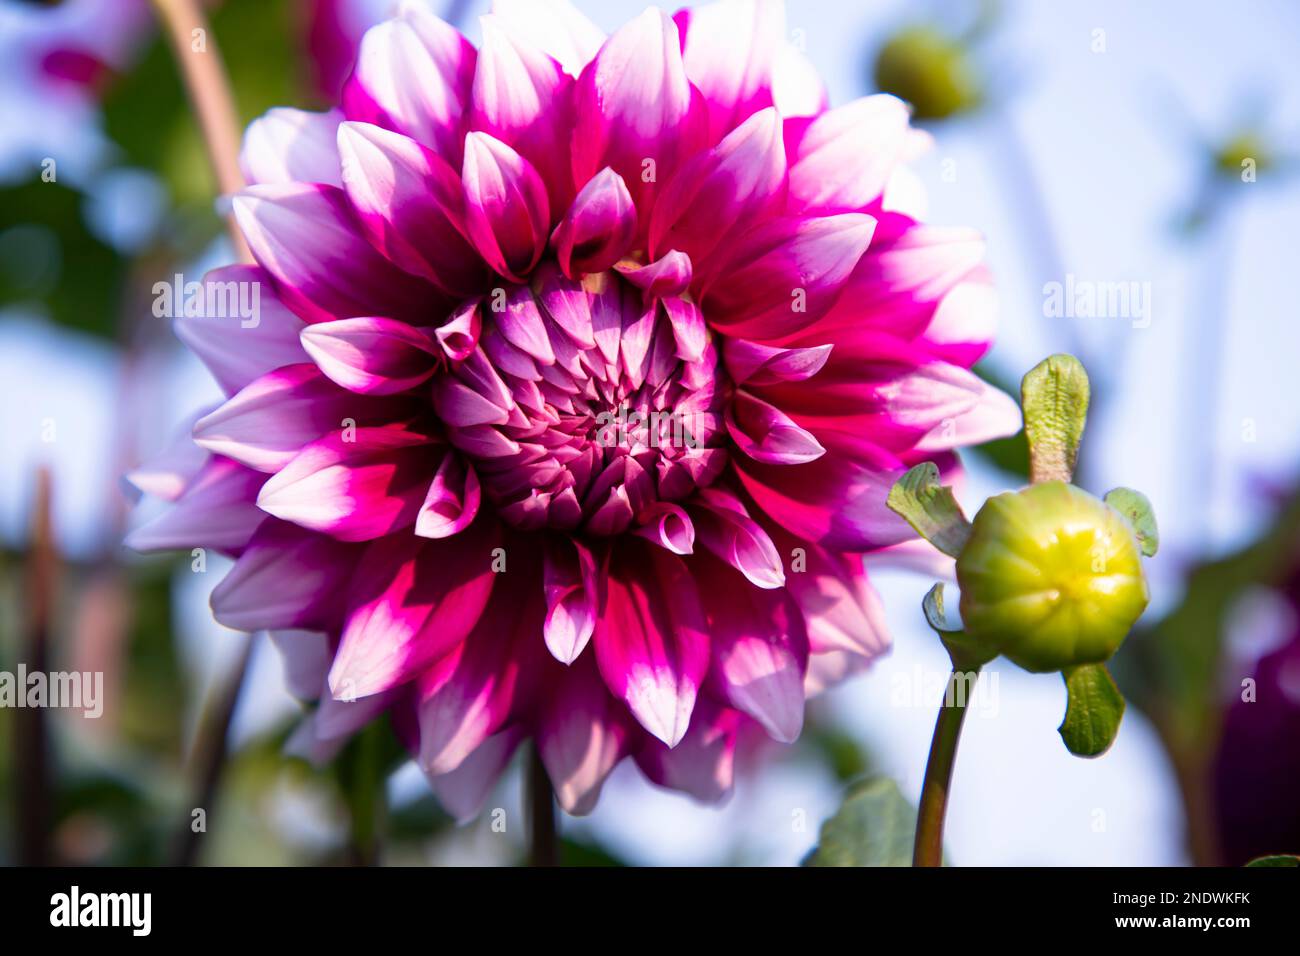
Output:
left=913, top=667, right=979, bottom=867
left=344, top=721, right=387, bottom=866
left=16, top=467, right=56, bottom=866
left=527, top=746, right=558, bottom=867
left=169, top=634, right=254, bottom=866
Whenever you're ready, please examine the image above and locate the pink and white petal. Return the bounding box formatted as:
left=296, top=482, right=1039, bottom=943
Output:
left=733, top=438, right=915, bottom=553
left=329, top=521, right=500, bottom=699
left=687, top=486, right=785, bottom=588
left=649, top=106, right=787, bottom=266
left=570, top=9, right=707, bottom=225
left=786, top=95, right=912, bottom=214
left=192, top=364, right=406, bottom=473
left=635, top=698, right=740, bottom=802
left=123, top=409, right=211, bottom=502
left=173, top=265, right=308, bottom=396
left=461, top=131, right=551, bottom=281
left=415, top=453, right=481, bottom=539
left=256, top=427, right=439, bottom=541
left=631, top=502, right=695, bottom=555
left=414, top=586, right=544, bottom=775
left=722, top=338, right=832, bottom=386
left=491, top=0, right=604, bottom=78
left=300, top=316, right=440, bottom=395
left=287, top=686, right=397, bottom=764
left=471, top=15, right=575, bottom=212
left=615, top=249, right=692, bottom=301
left=766, top=528, right=893, bottom=695
left=594, top=539, right=710, bottom=747
left=210, top=519, right=357, bottom=633
left=538, top=655, right=631, bottom=815
left=267, top=629, right=331, bottom=701
left=770, top=42, right=828, bottom=118
left=341, top=6, right=476, bottom=162
left=698, top=558, right=809, bottom=742
left=542, top=534, right=599, bottom=664
left=551, top=167, right=636, bottom=278
left=124, top=457, right=265, bottom=553
left=425, top=726, right=525, bottom=823
left=661, top=297, right=707, bottom=363
left=232, top=183, right=439, bottom=325
left=336, top=121, right=486, bottom=294
left=920, top=274, right=998, bottom=368
left=726, top=389, right=826, bottom=465
left=673, top=0, right=784, bottom=142
left=240, top=107, right=343, bottom=187
left=702, top=213, right=876, bottom=340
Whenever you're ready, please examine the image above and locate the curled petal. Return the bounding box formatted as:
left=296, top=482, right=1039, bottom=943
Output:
left=631, top=502, right=695, bottom=554
left=341, top=7, right=476, bottom=162
left=462, top=131, right=551, bottom=281
left=435, top=298, right=482, bottom=361
left=722, top=338, right=832, bottom=386
left=551, top=167, right=636, bottom=278
left=542, top=535, right=599, bottom=664
left=615, top=250, right=692, bottom=301
left=726, top=390, right=826, bottom=465
left=661, top=297, right=708, bottom=363
left=688, top=486, right=785, bottom=589
left=424, top=727, right=524, bottom=823
left=240, top=107, right=343, bottom=187
left=300, top=317, right=439, bottom=395
left=416, top=453, right=481, bottom=539
left=337, top=121, right=485, bottom=295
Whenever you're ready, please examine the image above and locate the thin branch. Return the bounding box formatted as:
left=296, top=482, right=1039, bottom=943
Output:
left=16, top=467, right=56, bottom=866
left=527, top=745, right=558, bottom=867
left=149, top=0, right=250, bottom=260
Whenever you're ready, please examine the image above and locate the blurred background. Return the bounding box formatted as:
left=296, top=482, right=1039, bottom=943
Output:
left=1, top=0, right=1298, bottom=866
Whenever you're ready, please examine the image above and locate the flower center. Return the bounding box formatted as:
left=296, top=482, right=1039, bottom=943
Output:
left=433, top=265, right=729, bottom=535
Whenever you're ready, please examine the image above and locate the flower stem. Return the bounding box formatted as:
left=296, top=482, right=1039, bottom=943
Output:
left=148, top=0, right=249, bottom=260
left=17, top=467, right=56, bottom=866
left=527, top=746, right=558, bottom=867
left=913, top=667, right=979, bottom=867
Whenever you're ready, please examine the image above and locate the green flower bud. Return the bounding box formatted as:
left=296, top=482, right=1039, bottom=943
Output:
left=955, top=482, right=1149, bottom=673
left=872, top=26, right=982, bottom=122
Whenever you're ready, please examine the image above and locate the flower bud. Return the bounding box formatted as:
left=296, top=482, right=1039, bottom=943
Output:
left=955, top=482, right=1148, bottom=673
left=872, top=26, right=982, bottom=122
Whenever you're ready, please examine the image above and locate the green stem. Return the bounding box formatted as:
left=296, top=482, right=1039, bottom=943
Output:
left=345, top=721, right=387, bottom=866
left=913, top=667, right=979, bottom=867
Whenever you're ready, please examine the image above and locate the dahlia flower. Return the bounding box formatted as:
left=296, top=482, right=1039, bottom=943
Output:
left=128, top=0, right=1019, bottom=818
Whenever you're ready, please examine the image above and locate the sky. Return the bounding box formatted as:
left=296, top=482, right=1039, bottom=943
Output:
left=3, top=0, right=1299, bottom=864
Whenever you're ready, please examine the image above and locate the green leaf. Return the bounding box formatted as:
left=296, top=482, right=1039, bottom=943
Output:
left=803, top=777, right=918, bottom=867
left=886, top=462, right=971, bottom=557
left=968, top=362, right=1030, bottom=480
left=1058, top=664, right=1125, bottom=757
left=922, top=583, right=995, bottom=671
left=1244, top=854, right=1300, bottom=867
left=1104, top=487, right=1159, bottom=556
left=1021, top=354, right=1090, bottom=484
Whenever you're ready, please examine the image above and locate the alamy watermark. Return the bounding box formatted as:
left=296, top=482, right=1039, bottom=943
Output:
left=1043, top=273, right=1151, bottom=329
left=0, top=665, right=103, bottom=718
left=152, top=272, right=261, bottom=328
